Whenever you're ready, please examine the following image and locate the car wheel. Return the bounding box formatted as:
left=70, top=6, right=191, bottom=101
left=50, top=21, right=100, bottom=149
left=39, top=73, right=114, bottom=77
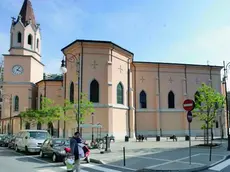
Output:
left=52, top=153, right=57, bottom=162
left=39, top=150, right=44, bottom=158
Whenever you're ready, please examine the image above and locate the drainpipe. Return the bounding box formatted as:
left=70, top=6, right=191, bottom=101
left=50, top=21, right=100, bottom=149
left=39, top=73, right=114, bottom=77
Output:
left=127, top=58, right=130, bottom=137
left=157, top=64, right=161, bottom=136
left=133, top=63, right=137, bottom=137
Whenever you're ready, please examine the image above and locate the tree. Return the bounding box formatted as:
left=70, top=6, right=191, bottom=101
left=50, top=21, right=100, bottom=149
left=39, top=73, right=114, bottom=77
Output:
left=20, top=93, right=95, bottom=128
left=194, top=83, right=225, bottom=144
left=20, top=97, right=65, bottom=126
left=64, top=93, right=95, bottom=124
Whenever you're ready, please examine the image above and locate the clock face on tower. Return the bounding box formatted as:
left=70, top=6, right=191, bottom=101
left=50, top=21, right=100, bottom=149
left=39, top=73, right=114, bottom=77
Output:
left=12, top=65, right=24, bottom=75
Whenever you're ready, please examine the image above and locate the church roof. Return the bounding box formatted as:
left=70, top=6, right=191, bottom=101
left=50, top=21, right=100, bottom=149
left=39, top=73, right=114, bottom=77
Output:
left=18, top=0, right=36, bottom=26
left=61, top=39, right=134, bottom=56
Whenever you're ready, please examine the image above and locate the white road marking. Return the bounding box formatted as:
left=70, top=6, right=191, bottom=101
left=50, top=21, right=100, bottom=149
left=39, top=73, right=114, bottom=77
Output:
left=102, top=163, right=136, bottom=171
left=36, top=170, right=56, bottom=172
left=60, top=163, right=122, bottom=172
left=60, top=166, right=88, bottom=172
left=209, top=159, right=230, bottom=171
left=145, top=154, right=201, bottom=169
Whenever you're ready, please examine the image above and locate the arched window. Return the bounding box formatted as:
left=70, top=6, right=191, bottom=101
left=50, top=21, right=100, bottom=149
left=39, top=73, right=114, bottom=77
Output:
left=90, top=79, right=99, bottom=103
left=14, top=96, right=19, bottom=111
left=25, top=122, right=30, bottom=129
left=40, top=94, right=43, bottom=109
left=36, top=38, right=39, bottom=49
left=117, top=82, right=124, bottom=104
left=140, top=90, right=147, bottom=108
left=28, top=34, right=32, bottom=45
left=70, top=82, right=74, bottom=103
left=194, top=91, right=201, bottom=107
left=17, top=32, right=22, bottom=43
left=168, top=91, right=175, bottom=108
left=37, top=122, right=42, bottom=130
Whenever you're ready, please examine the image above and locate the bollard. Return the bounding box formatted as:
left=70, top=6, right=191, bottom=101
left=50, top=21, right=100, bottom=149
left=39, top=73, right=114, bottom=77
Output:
left=123, top=146, right=126, bottom=166
left=105, top=134, right=111, bottom=152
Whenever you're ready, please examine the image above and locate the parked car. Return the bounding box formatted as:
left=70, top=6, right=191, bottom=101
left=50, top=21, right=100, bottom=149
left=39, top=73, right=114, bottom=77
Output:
left=14, top=130, right=51, bottom=153
left=8, top=135, right=16, bottom=149
left=0, top=134, right=7, bottom=146
left=0, top=134, right=11, bottom=147
left=39, top=138, right=69, bottom=162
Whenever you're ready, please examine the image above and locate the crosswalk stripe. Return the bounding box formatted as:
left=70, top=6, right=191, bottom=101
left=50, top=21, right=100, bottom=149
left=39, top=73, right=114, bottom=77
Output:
left=82, top=164, right=121, bottom=172
left=60, top=166, right=88, bottom=172
left=60, top=163, right=122, bottom=172
left=209, top=159, right=230, bottom=171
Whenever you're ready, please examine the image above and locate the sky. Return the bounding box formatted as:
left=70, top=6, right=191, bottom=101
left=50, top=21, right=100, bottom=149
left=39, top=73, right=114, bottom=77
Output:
left=1, top=0, right=230, bottom=86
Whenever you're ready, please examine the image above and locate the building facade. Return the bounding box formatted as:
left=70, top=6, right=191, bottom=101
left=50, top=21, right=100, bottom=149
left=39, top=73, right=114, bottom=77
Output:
left=0, top=0, right=226, bottom=139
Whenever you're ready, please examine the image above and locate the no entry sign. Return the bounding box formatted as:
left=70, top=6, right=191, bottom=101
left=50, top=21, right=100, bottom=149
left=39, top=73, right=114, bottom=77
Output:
left=183, top=99, right=195, bottom=111
left=187, top=111, right=193, bottom=123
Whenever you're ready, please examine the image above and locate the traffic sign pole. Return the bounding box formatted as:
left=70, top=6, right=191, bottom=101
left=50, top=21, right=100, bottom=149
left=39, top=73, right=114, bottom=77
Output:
left=189, top=121, right=191, bottom=165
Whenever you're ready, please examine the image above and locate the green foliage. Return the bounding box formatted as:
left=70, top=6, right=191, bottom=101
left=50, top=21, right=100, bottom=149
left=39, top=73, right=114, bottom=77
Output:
left=194, top=83, right=225, bottom=129
left=20, top=93, right=95, bottom=125
left=64, top=93, right=95, bottom=123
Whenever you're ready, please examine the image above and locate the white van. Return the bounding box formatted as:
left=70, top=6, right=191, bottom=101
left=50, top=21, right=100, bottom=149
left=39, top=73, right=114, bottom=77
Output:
left=14, top=130, right=51, bottom=153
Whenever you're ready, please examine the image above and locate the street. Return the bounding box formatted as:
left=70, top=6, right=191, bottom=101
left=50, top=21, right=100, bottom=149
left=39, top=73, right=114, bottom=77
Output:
left=0, top=147, right=134, bottom=172
left=202, top=158, right=230, bottom=172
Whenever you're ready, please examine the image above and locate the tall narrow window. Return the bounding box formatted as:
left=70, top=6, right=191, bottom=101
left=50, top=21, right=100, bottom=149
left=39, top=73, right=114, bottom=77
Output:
left=70, top=82, right=74, bottom=103
left=117, top=82, right=124, bottom=104
left=168, top=91, right=175, bottom=108
left=90, top=79, right=99, bottom=103
left=17, top=32, right=22, bottom=43
left=14, top=96, right=19, bottom=111
left=140, top=90, right=147, bottom=108
left=40, top=94, right=43, bottom=109
left=28, top=34, right=32, bottom=45
left=36, top=39, right=39, bottom=49
left=25, top=122, right=30, bottom=129
left=37, top=122, right=42, bottom=130
left=194, top=91, right=201, bottom=107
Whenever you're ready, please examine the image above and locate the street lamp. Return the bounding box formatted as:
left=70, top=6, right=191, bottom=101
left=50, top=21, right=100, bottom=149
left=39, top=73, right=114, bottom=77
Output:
left=60, top=54, right=81, bottom=133
left=222, top=61, right=230, bottom=151
left=91, top=112, right=94, bottom=142
left=1, top=94, right=13, bottom=134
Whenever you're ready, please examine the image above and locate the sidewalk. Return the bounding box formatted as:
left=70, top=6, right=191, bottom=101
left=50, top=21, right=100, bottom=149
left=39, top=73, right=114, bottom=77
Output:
left=89, top=137, right=230, bottom=171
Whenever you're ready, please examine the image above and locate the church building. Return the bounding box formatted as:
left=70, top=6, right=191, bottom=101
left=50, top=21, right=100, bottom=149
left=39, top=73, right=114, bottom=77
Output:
left=0, top=0, right=226, bottom=139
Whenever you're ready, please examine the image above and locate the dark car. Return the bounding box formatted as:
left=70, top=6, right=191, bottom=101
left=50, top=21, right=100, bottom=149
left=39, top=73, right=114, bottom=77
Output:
left=7, top=135, right=16, bottom=149
left=39, top=138, right=69, bottom=162
left=0, top=134, right=9, bottom=147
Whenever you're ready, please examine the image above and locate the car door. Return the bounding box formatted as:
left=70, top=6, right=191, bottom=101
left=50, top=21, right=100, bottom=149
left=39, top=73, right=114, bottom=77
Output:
left=41, top=139, right=50, bottom=154
left=47, top=139, right=53, bottom=156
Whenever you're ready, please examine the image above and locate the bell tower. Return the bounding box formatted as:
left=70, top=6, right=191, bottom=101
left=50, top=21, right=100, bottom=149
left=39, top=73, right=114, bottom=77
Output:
left=9, top=0, right=41, bottom=61
left=1, top=0, right=44, bottom=133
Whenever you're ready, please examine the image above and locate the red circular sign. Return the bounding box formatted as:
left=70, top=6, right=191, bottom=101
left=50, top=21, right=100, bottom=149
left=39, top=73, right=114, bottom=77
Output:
left=183, top=99, right=195, bottom=111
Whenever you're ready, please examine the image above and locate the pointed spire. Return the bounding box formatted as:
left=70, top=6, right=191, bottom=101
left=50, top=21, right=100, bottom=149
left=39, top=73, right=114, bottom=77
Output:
left=18, top=0, right=36, bottom=26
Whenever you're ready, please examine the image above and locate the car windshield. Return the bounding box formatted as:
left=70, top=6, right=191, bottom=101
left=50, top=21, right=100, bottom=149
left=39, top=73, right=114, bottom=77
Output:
left=29, top=131, right=48, bottom=139
left=53, top=139, right=70, bottom=146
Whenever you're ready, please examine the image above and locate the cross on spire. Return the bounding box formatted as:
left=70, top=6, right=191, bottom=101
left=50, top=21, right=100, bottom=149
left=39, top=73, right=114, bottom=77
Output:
left=140, top=76, right=145, bottom=83
left=118, top=65, right=123, bottom=73
left=169, top=77, right=173, bottom=83
left=91, top=60, right=98, bottom=69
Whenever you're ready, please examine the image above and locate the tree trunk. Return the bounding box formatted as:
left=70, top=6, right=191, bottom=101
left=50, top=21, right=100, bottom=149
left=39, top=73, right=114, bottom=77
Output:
left=206, top=121, right=209, bottom=145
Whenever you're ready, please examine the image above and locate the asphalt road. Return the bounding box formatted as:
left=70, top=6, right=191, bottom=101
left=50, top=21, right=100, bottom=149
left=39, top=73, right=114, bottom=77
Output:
left=201, top=158, right=230, bottom=172
left=0, top=147, right=135, bottom=172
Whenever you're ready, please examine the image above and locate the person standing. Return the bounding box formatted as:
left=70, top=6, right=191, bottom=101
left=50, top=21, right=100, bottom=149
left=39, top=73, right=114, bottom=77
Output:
left=70, top=132, right=81, bottom=172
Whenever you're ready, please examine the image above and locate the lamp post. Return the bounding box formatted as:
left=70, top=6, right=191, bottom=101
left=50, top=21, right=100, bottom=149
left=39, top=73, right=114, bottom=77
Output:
left=1, top=94, right=13, bottom=134
left=91, top=112, right=94, bottom=142
left=60, top=54, right=81, bottom=133
left=222, top=61, right=230, bottom=151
